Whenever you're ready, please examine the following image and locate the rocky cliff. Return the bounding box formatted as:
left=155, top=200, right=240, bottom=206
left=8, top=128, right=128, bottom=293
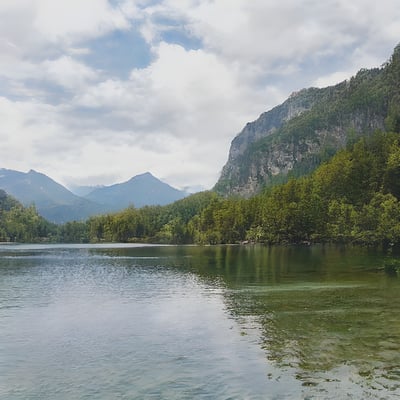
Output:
left=215, top=44, right=400, bottom=197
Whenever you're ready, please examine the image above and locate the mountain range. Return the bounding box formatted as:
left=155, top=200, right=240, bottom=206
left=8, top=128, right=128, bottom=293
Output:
left=0, top=169, right=187, bottom=223
left=2, top=44, right=400, bottom=226
left=84, top=172, right=187, bottom=212
left=215, top=43, right=400, bottom=197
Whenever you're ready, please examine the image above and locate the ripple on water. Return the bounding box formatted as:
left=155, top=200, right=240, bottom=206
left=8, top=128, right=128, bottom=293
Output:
left=1, top=244, right=400, bottom=399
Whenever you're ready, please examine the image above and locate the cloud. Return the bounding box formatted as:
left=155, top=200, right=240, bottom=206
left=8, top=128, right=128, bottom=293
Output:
left=1, top=0, right=400, bottom=192
left=0, top=1, right=124, bottom=75
left=73, top=41, right=266, bottom=140
left=0, top=0, right=131, bottom=82
left=41, top=56, right=99, bottom=90
left=0, top=97, right=66, bottom=170
left=147, top=0, right=400, bottom=83
left=33, top=0, right=130, bottom=44
left=63, top=41, right=269, bottom=187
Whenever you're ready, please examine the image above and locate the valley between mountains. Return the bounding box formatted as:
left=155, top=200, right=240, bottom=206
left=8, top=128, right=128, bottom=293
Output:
left=1, top=43, right=400, bottom=246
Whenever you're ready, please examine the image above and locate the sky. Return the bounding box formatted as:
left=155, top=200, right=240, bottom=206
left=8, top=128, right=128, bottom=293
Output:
left=1, top=1, right=400, bottom=192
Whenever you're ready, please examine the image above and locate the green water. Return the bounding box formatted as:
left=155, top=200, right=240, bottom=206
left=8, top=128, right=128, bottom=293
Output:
left=0, top=243, right=399, bottom=399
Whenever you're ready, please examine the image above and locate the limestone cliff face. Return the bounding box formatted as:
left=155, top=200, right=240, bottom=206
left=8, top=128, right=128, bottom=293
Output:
left=214, top=45, right=400, bottom=197
left=228, top=88, right=321, bottom=162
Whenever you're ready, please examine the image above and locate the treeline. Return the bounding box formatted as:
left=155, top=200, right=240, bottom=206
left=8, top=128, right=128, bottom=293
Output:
left=215, top=43, right=400, bottom=195
left=58, top=130, right=400, bottom=247
left=2, top=131, right=400, bottom=246
left=0, top=189, right=56, bottom=242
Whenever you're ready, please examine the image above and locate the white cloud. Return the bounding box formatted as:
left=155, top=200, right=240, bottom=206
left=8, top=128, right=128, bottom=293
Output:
left=67, top=47, right=92, bottom=56
left=0, top=0, right=129, bottom=61
left=74, top=41, right=266, bottom=134
left=41, top=56, right=99, bottom=90
left=1, top=0, right=400, bottom=192
left=33, top=0, right=130, bottom=43
left=0, top=97, right=66, bottom=170
left=148, top=0, right=400, bottom=84
left=65, top=41, right=269, bottom=187
left=0, top=0, right=132, bottom=85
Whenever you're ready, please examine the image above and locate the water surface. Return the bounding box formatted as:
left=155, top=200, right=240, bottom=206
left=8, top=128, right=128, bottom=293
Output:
left=1, top=244, right=399, bottom=399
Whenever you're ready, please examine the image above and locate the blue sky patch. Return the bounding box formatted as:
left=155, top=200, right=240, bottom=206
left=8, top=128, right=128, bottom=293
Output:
left=80, top=29, right=154, bottom=79
left=161, top=28, right=202, bottom=51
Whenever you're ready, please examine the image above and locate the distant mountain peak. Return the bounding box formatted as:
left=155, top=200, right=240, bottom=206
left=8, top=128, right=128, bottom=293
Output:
left=127, top=171, right=155, bottom=182
left=85, top=172, right=187, bottom=210
left=0, top=168, right=187, bottom=222
left=0, top=167, right=105, bottom=223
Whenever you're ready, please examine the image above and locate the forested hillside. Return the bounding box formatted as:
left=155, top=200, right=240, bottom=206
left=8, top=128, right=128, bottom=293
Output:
left=2, top=131, right=400, bottom=246
left=0, top=190, right=56, bottom=242
left=3, top=44, right=400, bottom=247
left=0, top=169, right=186, bottom=223
left=57, top=131, right=400, bottom=247
left=215, top=44, right=400, bottom=196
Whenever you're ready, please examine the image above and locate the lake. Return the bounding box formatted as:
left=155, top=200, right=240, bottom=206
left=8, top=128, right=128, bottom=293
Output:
left=0, top=243, right=399, bottom=399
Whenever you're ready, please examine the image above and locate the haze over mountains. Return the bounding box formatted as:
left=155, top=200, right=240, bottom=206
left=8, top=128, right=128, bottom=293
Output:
left=83, top=172, right=187, bottom=212
left=2, top=43, right=400, bottom=228
left=0, top=169, right=187, bottom=223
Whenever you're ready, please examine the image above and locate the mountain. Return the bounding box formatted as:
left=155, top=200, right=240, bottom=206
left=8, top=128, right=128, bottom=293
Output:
left=68, top=184, right=105, bottom=197
left=215, top=43, right=400, bottom=197
left=0, top=169, right=105, bottom=223
left=0, top=169, right=188, bottom=223
left=84, top=172, right=187, bottom=211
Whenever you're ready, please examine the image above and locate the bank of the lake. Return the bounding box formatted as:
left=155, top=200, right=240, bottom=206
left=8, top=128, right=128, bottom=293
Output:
left=1, top=243, right=399, bottom=399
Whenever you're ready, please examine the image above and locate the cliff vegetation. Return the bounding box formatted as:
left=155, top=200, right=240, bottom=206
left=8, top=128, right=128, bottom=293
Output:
left=215, top=44, right=400, bottom=196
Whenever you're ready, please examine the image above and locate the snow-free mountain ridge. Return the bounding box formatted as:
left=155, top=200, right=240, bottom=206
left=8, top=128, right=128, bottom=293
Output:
left=84, top=172, right=187, bottom=211
left=215, top=43, right=400, bottom=196
left=0, top=169, right=187, bottom=223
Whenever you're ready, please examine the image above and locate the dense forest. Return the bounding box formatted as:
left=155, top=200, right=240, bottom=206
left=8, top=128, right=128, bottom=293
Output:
left=2, top=45, right=400, bottom=247
left=215, top=43, right=400, bottom=196
left=49, top=130, right=400, bottom=247
left=0, top=189, right=56, bottom=242
left=1, top=131, right=400, bottom=247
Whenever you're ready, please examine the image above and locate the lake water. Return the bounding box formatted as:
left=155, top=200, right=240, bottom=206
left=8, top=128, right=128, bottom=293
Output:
left=0, top=243, right=399, bottom=399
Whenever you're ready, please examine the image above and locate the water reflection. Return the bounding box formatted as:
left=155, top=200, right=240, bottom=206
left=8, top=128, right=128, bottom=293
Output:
left=94, top=243, right=400, bottom=396
left=1, top=243, right=400, bottom=398
left=179, top=245, right=400, bottom=397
